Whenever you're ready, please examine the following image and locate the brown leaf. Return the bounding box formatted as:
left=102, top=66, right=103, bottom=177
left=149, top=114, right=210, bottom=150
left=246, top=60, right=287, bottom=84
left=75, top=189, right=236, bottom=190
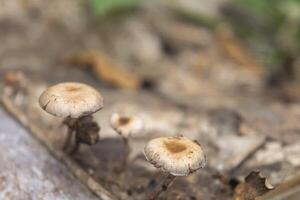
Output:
left=215, top=25, right=265, bottom=76
left=4, top=70, right=27, bottom=88
left=65, top=51, right=141, bottom=89
left=256, top=174, right=300, bottom=200
left=233, top=171, right=273, bottom=200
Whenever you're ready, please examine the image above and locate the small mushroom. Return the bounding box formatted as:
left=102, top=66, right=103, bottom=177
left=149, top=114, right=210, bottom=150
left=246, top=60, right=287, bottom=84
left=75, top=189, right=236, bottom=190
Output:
left=144, top=136, right=206, bottom=200
left=39, top=82, right=103, bottom=154
left=110, top=112, right=143, bottom=171
left=110, top=112, right=143, bottom=138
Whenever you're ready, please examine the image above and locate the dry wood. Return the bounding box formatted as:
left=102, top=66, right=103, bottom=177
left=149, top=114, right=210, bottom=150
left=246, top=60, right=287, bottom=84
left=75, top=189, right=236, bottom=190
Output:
left=0, top=96, right=118, bottom=200
left=257, top=174, right=300, bottom=200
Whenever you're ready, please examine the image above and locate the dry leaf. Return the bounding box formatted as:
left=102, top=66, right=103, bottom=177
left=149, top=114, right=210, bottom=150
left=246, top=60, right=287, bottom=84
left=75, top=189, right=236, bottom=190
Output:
left=233, top=171, right=273, bottom=200
left=257, top=174, right=300, bottom=200
left=4, top=70, right=27, bottom=88
left=65, top=51, right=141, bottom=89
left=215, top=25, right=264, bottom=76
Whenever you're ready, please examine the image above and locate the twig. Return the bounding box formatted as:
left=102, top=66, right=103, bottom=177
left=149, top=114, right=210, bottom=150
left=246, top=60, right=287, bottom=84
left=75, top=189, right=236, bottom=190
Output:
left=229, top=136, right=269, bottom=178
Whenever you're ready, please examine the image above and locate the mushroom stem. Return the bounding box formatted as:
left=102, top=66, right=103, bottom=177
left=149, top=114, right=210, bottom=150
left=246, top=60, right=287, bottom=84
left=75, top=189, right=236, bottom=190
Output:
left=70, top=139, right=81, bottom=155
left=62, top=117, right=78, bottom=151
left=63, top=127, right=74, bottom=150
left=148, top=173, right=176, bottom=200
left=120, top=136, right=130, bottom=172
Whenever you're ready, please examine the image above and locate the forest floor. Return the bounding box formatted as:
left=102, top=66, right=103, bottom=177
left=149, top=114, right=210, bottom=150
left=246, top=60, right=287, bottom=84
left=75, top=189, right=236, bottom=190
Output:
left=0, top=1, right=300, bottom=200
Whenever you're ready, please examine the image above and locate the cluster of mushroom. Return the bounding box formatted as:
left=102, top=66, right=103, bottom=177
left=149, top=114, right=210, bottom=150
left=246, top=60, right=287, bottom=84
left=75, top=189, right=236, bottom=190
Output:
left=39, top=82, right=206, bottom=199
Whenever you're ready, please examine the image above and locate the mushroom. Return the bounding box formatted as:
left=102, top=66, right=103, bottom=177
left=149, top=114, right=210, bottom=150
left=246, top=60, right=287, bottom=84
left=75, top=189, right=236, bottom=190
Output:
left=144, top=136, right=206, bottom=200
left=110, top=112, right=143, bottom=171
left=39, top=82, right=103, bottom=154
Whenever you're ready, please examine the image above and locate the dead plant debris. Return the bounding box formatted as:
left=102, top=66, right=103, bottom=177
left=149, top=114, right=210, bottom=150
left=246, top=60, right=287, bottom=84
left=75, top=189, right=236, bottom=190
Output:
left=65, top=51, right=141, bottom=89
left=233, top=171, right=273, bottom=200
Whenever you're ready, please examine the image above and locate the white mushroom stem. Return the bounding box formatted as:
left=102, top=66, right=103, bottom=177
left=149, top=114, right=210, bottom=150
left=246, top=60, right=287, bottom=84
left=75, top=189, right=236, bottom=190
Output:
left=63, top=126, right=74, bottom=150
left=117, top=136, right=131, bottom=190
left=62, top=117, right=78, bottom=150
left=70, top=138, right=81, bottom=155
left=147, top=173, right=176, bottom=200
left=119, top=135, right=130, bottom=172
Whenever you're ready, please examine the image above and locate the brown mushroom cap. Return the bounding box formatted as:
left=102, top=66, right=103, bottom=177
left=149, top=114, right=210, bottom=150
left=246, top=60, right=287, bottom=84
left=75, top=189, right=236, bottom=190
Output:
left=144, top=136, right=206, bottom=176
left=39, top=82, right=103, bottom=118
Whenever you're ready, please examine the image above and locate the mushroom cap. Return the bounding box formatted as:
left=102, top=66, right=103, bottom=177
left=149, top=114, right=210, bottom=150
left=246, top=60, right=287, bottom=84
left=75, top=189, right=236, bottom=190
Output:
left=39, top=82, right=103, bottom=118
left=144, top=136, right=206, bottom=176
left=110, top=113, right=143, bottom=137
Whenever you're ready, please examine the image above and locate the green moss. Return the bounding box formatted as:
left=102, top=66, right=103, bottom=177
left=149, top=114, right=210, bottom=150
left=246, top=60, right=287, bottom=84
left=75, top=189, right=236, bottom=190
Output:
left=226, top=0, right=300, bottom=80
left=90, top=0, right=143, bottom=17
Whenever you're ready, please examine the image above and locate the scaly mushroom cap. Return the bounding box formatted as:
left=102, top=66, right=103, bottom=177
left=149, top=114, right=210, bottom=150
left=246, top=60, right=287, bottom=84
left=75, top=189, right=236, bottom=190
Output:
left=110, top=113, right=143, bottom=137
left=39, top=82, right=103, bottom=118
left=144, top=136, right=206, bottom=176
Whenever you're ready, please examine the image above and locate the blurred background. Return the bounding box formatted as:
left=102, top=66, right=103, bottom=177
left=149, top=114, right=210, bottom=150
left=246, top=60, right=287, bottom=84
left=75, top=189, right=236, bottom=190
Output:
left=0, top=0, right=300, bottom=100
